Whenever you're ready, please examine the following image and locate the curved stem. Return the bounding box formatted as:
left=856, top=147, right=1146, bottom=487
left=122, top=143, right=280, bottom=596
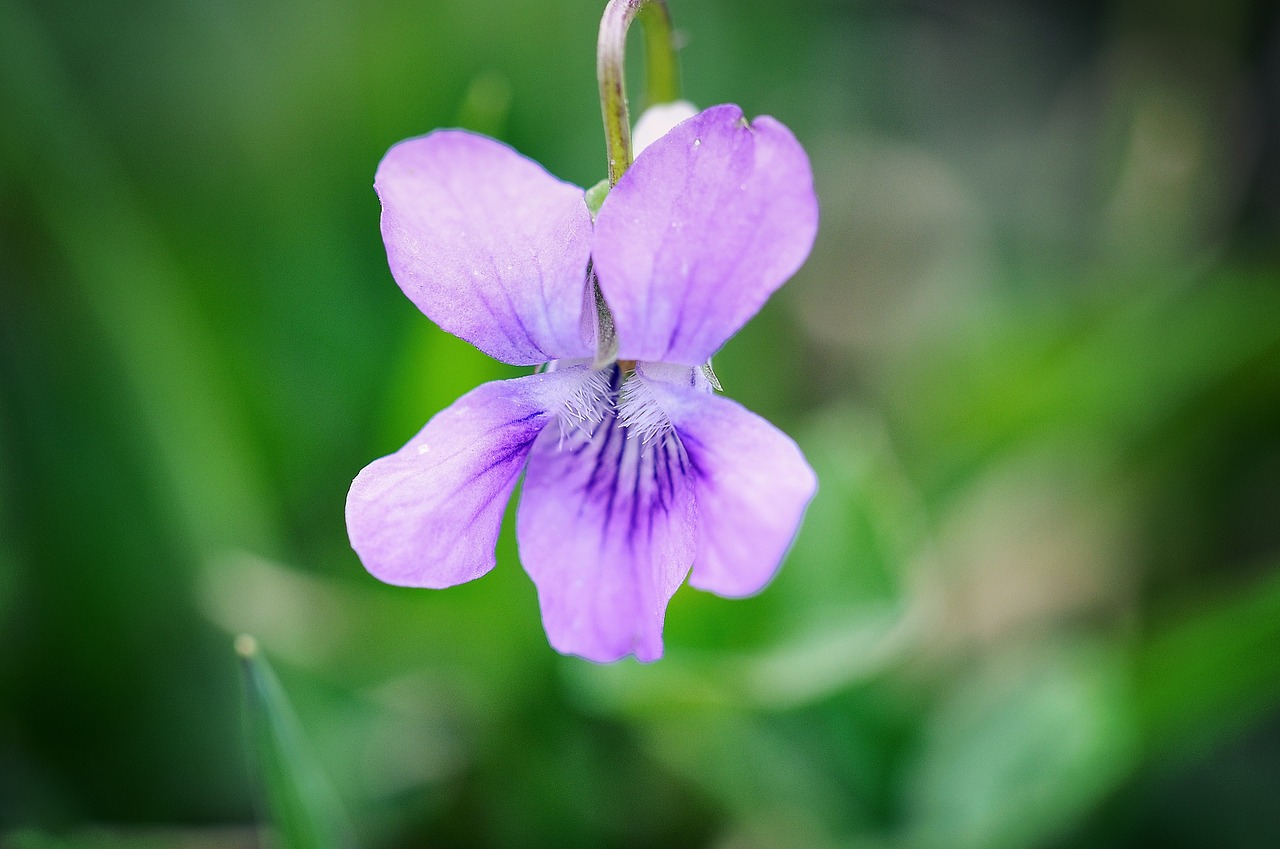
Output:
left=597, top=0, right=680, bottom=185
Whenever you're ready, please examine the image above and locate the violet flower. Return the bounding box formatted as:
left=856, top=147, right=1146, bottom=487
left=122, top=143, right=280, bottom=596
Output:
left=346, top=103, right=819, bottom=662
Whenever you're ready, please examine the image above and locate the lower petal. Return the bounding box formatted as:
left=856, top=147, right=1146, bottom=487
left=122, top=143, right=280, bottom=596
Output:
left=646, top=377, right=817, bottom=597
left=346, top=371, right=589, bottom=588
left=516, top=373, right=697, bottom=662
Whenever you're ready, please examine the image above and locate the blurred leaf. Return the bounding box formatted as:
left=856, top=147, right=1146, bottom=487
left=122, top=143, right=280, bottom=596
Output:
left=639, top=709, right=852, bottom=847
left=898, top=282, right=1280, bottom=496
left=380, top=320, right=515, bottom=450
left=237, top=636, right=356, bottom=849
left=566, top=602, right=918, bottom=717
left=785, top=408, right=929, bottom=617
left=904, top=641, right=1136, bottom=849
left=2, top=827, right=257, bottom=849
left=203, top=551, right=547, bottom=692
left=1135, top=559, right=1280, bottom=758
left=454, top=70, right=514, bottom=137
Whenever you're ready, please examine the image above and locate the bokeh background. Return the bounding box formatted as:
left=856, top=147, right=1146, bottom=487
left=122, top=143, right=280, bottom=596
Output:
left=3, top=0, right=1280, bottom=846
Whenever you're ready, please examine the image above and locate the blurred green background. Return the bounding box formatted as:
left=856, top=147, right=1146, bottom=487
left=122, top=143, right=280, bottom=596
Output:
left=2, top=0, right=1279, bottom=846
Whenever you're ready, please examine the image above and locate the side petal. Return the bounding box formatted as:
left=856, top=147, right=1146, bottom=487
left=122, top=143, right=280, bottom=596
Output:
left=516, top=372, right=696, bottom=662
left=377, top=131, right=593, bottom=365
left=645, top=374, right=817, bottom=597
left=593, top=104, right=819, bottom=365
left=346, top=371, right=589, bottom=587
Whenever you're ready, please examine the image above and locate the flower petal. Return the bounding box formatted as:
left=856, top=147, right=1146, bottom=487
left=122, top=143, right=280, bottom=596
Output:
left=593, top=104, right=819, bottom=365
left=377, top=131, right=593, bottom=365
left=516, top=369, right=697, bottom=662
left=644, top=371, right=817, bottom=597
left=346, top=370, right=591, bottom=587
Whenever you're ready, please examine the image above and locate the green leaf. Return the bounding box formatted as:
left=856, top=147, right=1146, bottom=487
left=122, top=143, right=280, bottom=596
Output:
left=237, top=635, right=357, bottom=849
left=584, top=178, right=611, bottom=217
left=904, top=641, right=1136, bottom=849
left=1135, top=560, right=1280, bottom=759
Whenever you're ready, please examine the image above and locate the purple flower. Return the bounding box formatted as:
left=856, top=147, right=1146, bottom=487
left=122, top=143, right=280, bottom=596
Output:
left=346, top=104, right=819, bottom=662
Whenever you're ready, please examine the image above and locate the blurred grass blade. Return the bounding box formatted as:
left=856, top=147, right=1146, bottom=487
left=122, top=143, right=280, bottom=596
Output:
left=237, top=635, right=357, bottom=849
left=0, top=0, right=278, bottom=558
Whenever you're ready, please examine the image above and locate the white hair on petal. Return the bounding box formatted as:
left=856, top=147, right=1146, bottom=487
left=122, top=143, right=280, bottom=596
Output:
left=553, top=367, right=612, bottom=446
left=617, top=373, right=673, bottom=444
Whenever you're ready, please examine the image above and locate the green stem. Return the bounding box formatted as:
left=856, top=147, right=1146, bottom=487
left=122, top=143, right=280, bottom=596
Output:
left=597, top=0, right=681, bottom=185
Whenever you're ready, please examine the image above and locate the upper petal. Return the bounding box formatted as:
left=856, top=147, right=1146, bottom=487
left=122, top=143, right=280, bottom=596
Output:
left=377, top=131, right=594, bottom=365
left=347, top=370, right=595, bottom=587
left=516, top=367, right=696, bottom=662
left=644, top=369, right=817, bottom=597
left=592, top=104, right=819, bottom=365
